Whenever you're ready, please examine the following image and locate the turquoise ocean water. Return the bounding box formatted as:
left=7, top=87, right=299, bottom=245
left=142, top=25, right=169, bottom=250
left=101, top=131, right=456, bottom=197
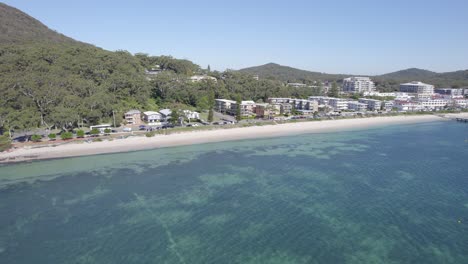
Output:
left=0, top=121, right=467, bottom=263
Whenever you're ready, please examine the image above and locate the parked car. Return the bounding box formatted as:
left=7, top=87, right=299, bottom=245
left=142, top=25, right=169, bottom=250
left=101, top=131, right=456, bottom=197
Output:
left=123, top=127, right=132, bottom=132
left=161, top=124, right=175, bottom=129
left=139, top=125, right=147, bottom=131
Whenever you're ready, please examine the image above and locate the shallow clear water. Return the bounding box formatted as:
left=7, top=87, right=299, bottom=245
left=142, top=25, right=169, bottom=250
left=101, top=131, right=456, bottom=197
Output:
left=0, top=121, right=467, bottom=264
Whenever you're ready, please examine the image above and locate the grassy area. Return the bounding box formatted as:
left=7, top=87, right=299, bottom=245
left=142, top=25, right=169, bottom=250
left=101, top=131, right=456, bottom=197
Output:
left=199, top=112, right=221, bottom=122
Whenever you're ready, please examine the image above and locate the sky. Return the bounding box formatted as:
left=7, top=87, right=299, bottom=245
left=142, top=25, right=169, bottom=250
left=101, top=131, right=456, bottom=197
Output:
left=3, top=0, right=468, bottom=75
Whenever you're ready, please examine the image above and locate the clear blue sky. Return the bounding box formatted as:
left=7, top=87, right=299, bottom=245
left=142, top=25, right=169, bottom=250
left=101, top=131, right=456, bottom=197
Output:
left=3, top=0, right=468, bottom=75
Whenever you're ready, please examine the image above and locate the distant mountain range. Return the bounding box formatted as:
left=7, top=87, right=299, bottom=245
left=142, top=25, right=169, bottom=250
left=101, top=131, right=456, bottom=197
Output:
left=239, top=63, right=468, bottom=88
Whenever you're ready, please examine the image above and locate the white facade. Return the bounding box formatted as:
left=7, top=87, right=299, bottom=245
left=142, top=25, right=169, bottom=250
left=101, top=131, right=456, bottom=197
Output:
left=308, top=96, right=330, bottom=106
left=400, top=81, right=434, bottom=95
left=190, top=75, right=217, bottom=82
left=183, top=110, right=200, bottom=120
left=215, top=99, right=236, bottom=113
left=328, top=98, right=348, bottom=111
left=342, top=77, right=375, bottom=93
left=143, top=111, right=162, bottom=124
left=419, top=99, right=448, bottom=110
left=347, top=101, right=368, bottom=111
left=359, top=98, right=382, bottom=111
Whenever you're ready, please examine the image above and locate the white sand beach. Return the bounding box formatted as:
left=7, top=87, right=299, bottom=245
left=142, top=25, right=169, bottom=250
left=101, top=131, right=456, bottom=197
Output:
left=0, top=114, right=462, bottom=164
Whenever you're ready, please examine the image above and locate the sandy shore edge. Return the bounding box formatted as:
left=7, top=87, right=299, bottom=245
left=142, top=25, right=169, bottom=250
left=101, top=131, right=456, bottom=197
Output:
left=0, top=114, right=463, bottom=164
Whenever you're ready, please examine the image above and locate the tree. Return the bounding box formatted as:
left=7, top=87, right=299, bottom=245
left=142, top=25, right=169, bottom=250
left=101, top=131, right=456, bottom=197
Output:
left=236, top=95, right=242, bottom=122
left=31, top=134, right=42, bottom=142
left=207, top=89, right=215, bottom=123
left=0, top=135, right=12, bottom=152
left=328, top=81, right=340, bottom=98
left=60, top=132, right=73, bottom=140
left=207, top=65, right=211, bottom=72
left=104, top=128, right=111, bottom=135
left=90, top=128, right=100, bottom=137
left=48, top=133, right=56, bottom=141
left=169, top=109, right=181, bottom=125
left=208, top=108, right=214, bottom=123
left=76, top=130, right=85, bottom=138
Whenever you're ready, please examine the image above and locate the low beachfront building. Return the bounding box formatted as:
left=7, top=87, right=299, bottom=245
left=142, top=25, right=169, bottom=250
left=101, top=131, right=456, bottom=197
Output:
left=347, top=101, right=368, bottom=112
left=228, top=100, right=256, bottom=117
left=308, top=96, right=330, bottom=106
left=255, top=104, right=281, bottom=118
left=215, top=99, right=236, bottom=114
left=434, top=88, right=464, bottom=97
left=453, top=98, right=468, bottom=108
left=419, top=99, right=448, bottom=110
left=143, top=111, right=163, bottom=125
left=183, top=110, right=200, bottom=120
left=124, top=110, right=141, bottom=125
left=393, top=100, right=423, bottom=112
left=159, top=109, right=172, bottom=121
left=342, top=77, right=375, bottom=93
left=280, top=103, right=293, bottom=115
left=328, top=98, right=348, bottom=111
left=359, top=98, right=382, bottom=111
left=383, top=101, right=394, bottom=111
left=268, top=98, right=293, bottom=104
left=291, top=99, right=319, bottom=112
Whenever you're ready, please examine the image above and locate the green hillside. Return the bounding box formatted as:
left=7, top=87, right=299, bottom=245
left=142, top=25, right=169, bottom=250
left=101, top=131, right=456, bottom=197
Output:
left=240, top=64, right=468, bottom=89
left=239, top=63, right=348, bottom=83
left=0, top=3, right=86, bottom=45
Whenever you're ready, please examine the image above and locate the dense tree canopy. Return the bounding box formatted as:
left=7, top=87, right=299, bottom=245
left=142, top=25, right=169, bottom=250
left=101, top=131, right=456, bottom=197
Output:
left=0, top=45, right=325, bottom=133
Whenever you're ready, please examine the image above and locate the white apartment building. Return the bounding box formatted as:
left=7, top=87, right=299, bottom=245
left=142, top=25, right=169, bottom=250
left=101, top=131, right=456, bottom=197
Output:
left=328, top=98, right=348, bottom=111
left=347, top=101, right=368, bottom=112
left=215, top=99, right=236, bottom=113
left=383, top=101, right=394, bottom=110
left=308, top=96, right=330, bottom=106
left=342, top=77, right=376, bottom=93
left=419, top=99, right=448, bottom=110
left=291, top=99, right=319, bottom=111
left=453, top=98, right=468, bottom=108
left=400, top=81, right=434, bottom=95
left=434, top=88, right=464, bottom=97
left=268, top=98, right=293, bottom=104
left=393, top=100, right=423, bottom=112
left=229, top=100, right=256, bottom=116
left=358, top=98, right=382, bottom=111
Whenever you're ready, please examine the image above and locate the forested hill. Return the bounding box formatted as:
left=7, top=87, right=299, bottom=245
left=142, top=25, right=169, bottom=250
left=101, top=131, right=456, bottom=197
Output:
left=0, top=3, right=320, bottom=132
left=240, top=63, right=468, bottom=88
left=374, top=68, right=468, bottom=88
left=239, top=63, right=348, bottom=83
left=0, top=3, right=87, bottom=45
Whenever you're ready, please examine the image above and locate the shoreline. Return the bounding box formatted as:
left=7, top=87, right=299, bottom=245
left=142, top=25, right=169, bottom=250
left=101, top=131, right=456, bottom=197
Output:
left=0, top=114, right=462, bottom=164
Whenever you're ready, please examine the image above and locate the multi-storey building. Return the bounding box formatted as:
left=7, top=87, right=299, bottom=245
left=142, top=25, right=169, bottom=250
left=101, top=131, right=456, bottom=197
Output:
left=399, top=81, right=434, bottom=98
left=434, top=88, right=464, bottom=97
left=229, top=101, right=256, bottom=116
left=124, top=110, right=142, bottom=125
left=359, top=98, right=382, bottom=111
left=347, top=101, right=368, bottom=112
left=215, top=99, right=236, bottom=114
left=255, top=104, right=280, bottom=118
left=308, top=96, right=330, bottom=106
left=291, top=99, right=318, bottom=111
left=268, top=98, right=293, bottom=104
left=328, top=98, right=348, bottom=111
left=280, top=103, right=293, bottom=115
left=342, top=77, right=376, bottom=93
